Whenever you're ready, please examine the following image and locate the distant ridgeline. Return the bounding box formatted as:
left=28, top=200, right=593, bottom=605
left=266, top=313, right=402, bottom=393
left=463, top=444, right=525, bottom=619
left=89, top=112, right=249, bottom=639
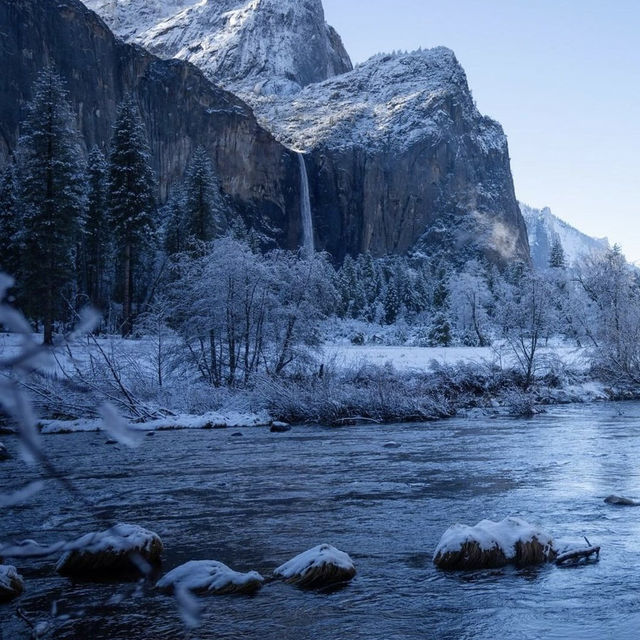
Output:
left=519, top=203, right=609, bottom=269
left=2, top=0, right=530, bottom=266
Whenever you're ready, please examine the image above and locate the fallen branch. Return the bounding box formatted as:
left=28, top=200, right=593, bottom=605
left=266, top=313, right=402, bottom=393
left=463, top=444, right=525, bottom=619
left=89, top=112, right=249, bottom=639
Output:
left=555, top=538, right=600, bottom=565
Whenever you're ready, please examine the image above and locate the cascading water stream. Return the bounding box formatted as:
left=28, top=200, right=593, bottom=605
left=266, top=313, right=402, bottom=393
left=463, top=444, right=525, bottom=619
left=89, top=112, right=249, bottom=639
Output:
left=297, top=152, right=315, bottom=259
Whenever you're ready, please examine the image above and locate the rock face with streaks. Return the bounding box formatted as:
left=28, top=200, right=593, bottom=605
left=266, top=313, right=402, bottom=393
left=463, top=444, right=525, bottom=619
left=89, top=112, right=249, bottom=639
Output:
left=81, top=0, right=529, bottom=264
left=83, top=0, right=353, bottom=98
left=0, top=0, right=304, bottom=249
left=256, top=49, right=529, bottom=262
left=1, top=0, right=530, bottom=264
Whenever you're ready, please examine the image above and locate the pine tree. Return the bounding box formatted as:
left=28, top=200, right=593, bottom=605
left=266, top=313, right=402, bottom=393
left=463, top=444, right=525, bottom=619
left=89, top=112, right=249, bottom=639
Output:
left=549, top=237, right=566, bottom=269
left=18, top=68, right=85, bottom=344
left=0, top=160, right=21, bottom=277
left=338, top=254, right=359, bottom=317
left=383, top=279, right=400, bottom=325
left=430, top=312, right=452, bottom=347
left=82, top=146, right=111, bottom=314
left=183, top=146, right=227, bottom=245
left=163, top=185, right=187, bottom=256
left=107, top=97, right=156, bottom=337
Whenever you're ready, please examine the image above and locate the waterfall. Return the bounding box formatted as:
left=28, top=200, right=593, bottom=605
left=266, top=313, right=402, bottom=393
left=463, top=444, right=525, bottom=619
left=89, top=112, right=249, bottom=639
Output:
left=297, top=152, right=314, bottom=259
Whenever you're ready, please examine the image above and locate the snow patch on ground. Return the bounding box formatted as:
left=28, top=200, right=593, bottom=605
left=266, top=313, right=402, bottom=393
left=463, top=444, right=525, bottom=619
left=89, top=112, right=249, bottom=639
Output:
left=40, top=411, right=270, bottom=434
left=323, top=342, right=588, bottom=373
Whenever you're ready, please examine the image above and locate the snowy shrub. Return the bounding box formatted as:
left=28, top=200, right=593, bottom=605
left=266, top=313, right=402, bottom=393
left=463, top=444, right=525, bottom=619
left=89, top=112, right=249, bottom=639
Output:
left=167, top=238, right=336, bottom=387
left=502, top=387, right=537, bottom=417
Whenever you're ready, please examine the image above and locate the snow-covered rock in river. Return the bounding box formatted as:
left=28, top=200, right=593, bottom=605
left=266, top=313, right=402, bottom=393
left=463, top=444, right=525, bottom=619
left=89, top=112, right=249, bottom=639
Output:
left=0, top=442, right=9, bottom=461
left=433, top=517, right=556, bottom=570
left=274, top=544, right=356, bottom=588
left=156, top=560, right=264, bottom=595
left=84, top=0, right=352, bottom=98
left=56, top=524, right=163, bottom=577
left=0, top=565, right=25, bottom=602
left=520, top=202, right=609, bottom=269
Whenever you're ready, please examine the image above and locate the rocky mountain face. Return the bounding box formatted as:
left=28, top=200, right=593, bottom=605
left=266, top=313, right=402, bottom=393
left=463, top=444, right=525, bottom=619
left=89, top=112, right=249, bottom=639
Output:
left=84, top=0, right=529, bottom=265
left=0, top=0, right=303, bottom=249
left=520, top=203, right=609, bottom=269
left=84, top=0, right=353, bottom=98
left=258, top=49, right=529, bottom=262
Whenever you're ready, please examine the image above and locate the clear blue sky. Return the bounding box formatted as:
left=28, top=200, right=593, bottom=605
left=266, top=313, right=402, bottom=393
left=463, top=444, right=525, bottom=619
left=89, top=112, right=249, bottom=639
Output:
left=323, top=0, right=640, bottom=262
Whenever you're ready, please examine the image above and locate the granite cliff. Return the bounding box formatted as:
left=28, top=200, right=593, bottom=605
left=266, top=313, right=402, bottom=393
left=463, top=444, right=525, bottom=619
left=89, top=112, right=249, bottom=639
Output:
left=0, top=0, right=304, bottom=249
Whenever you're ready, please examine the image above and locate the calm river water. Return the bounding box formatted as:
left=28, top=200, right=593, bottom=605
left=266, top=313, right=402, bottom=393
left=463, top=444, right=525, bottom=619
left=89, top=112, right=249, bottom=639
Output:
left=2, top=402, right=640, bottom=639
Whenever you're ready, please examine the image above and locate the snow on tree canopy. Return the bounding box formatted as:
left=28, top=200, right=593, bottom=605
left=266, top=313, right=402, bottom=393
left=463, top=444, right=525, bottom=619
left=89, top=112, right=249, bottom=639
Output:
left=56, top=524, right=163, bottom=576
left=273, top=544, right=356, bottom=588
left=0, top=565, right=25, bottom=602
left=156, top=560, right=264, bottom=596
left=433, top=517, right=556, bottom=570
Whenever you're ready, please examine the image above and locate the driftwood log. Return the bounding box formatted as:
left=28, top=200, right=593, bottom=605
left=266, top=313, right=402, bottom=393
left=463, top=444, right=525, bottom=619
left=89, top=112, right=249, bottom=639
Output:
left=555, top=538, right=600, bottom=566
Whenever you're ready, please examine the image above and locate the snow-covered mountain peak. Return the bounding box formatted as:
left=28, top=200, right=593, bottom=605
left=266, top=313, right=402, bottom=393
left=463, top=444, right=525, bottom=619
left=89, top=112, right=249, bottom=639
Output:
left=520, top=202, right=609, bottom=268
left=84, top=0, right=352, bottom=97
left=253, top=46, right=505, bottom=153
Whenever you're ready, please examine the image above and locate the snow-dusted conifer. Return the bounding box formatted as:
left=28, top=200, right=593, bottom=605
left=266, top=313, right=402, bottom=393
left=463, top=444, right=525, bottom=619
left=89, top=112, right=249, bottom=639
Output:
left=383, top=279, right=401, bottom=325
left=183, top=146, right=227, bottom=245
left=429, top=312, right=452, bottom=347
left=0, top=160, right=21, bottom=276
left=163, top=185, right=187, bottom=256
left=82, top=146, right=111, bottom=314
left=18, top=68, right=85, bottom=344
left=107, top=96, right=156, bottom=336
left=549, top=237, right=566, bottom=269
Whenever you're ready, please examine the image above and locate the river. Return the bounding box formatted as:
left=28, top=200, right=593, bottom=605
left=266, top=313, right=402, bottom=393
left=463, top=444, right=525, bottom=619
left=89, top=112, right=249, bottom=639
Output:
left=2, top=402, right=640, bottom=639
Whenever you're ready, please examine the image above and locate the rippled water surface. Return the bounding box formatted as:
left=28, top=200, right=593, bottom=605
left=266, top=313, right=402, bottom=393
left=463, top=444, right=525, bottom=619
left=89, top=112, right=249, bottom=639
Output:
left=2, top=402, right=640, bottom=639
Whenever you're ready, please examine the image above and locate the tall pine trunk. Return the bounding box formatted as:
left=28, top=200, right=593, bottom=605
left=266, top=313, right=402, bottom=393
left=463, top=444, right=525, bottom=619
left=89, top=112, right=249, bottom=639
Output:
left=44, top=281, right=54, bottom=345
left=122, top=242, right=132, bottom=337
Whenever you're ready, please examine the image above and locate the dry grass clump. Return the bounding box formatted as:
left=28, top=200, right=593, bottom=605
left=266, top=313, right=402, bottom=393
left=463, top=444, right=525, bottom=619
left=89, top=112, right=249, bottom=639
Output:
left=434, top=542, right=508, bottom=571
left=514, top=538, right=556, bottom=565
left=433, top=518, right=556, bottom=571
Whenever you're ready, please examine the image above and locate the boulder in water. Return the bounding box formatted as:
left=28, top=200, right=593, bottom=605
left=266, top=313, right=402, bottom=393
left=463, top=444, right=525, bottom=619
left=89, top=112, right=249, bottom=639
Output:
left=433, top=517, right=556, bottom=570
left=0, top=442, right=9, bottom=461
left=274, top=544, right=356, bottom=588
left=270, top=421, right=291, bottom=433
left=156, top=560, right=263, bottom=596
left=0, top=565, right=24, bottom=602
left=604, top=495, right=640, bottom=506
left=56, top=524, right=163, bottom=577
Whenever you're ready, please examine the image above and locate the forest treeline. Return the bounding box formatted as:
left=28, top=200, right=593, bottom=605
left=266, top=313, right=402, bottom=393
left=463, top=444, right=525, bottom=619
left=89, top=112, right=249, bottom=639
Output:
left=2, top=69, right=640, bottom=393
